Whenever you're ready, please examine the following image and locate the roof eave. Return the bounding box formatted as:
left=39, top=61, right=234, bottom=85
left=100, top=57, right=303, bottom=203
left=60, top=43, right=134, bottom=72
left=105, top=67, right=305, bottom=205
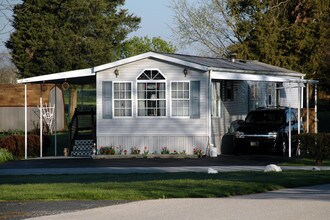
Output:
left=93, top=52, right=208, bottom=72
left=17, top=68, right=95, bottom=84
left=208, top=67, right=305, bottom=77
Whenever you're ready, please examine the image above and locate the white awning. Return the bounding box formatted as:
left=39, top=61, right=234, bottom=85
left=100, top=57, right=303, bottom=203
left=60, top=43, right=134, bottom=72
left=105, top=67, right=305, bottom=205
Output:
left=210, top=70, right=301, bottom=82
left=17, top=68, right=95, bottom=84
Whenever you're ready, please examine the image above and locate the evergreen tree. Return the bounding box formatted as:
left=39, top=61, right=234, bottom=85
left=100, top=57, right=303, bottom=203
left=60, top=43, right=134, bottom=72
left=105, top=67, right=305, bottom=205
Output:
left=6, top=0, right=141, bottom=78
left=227, top=0, right=330, bottom=91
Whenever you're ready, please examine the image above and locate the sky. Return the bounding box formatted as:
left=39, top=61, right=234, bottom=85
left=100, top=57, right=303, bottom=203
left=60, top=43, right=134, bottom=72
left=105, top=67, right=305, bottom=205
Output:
left=0, top=0, right=180, bottom=53
left=125, top=0, right=175, bottom=43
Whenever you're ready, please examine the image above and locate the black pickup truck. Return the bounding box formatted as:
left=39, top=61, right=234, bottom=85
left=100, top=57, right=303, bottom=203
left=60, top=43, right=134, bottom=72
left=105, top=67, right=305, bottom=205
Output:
left=234, top=107, right=301, bottom=156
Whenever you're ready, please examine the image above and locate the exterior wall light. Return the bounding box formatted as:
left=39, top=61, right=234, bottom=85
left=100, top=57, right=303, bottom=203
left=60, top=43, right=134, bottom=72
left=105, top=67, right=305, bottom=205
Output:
left=183, top=68, right=188, bottom=77
left=114, top=69, right=119, bottom=78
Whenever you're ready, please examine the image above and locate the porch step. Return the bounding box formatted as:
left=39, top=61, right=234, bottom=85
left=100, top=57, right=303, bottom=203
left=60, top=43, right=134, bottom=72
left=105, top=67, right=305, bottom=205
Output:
left=71, top=139, right=94, bottom=157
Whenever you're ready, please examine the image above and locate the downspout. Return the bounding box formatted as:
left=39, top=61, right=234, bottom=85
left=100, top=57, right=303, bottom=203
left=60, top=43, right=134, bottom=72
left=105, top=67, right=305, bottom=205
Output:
left=24, top=83, right=28, bottom=159
left=207, top=70, right=213, bottom=155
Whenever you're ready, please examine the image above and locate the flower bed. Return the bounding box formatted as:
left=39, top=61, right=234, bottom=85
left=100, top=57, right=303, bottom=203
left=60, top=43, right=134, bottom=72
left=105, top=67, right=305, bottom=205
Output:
left=93, top=154, right=198, bottom=159
left=96, top=145, right=200, bottom=159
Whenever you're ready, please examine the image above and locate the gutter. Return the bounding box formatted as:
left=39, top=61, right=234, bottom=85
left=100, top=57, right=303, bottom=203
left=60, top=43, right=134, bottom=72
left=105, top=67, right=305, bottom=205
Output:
left=208, top=67, right=304, bottom=78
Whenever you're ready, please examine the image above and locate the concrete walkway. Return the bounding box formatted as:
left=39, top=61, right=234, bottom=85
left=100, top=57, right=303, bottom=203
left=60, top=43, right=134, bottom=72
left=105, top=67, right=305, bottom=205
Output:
left=27, top=184, right=330, bottom=220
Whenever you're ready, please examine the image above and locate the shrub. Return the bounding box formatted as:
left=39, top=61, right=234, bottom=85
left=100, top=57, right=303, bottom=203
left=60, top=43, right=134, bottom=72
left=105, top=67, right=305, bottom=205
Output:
left=116, top=145, right=124, bottom=155
left=0, top=135, right=50, bottom=158
left=193, top=146, right=204, bottom=157
left=130, top=147, right=141, bottom=155
left=100, top=146, right=116, bottom=155
left=298, top=133, right=330, bottom=165
left=0, top=148, right=14, bottom=163
left=143, top=146, right=149, bottom=157
left=160, top=147, right=169, bottom=154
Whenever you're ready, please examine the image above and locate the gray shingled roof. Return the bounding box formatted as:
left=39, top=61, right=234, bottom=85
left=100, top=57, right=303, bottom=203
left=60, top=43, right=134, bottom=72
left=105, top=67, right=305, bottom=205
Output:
left=159, top=52, right=301, bottom=74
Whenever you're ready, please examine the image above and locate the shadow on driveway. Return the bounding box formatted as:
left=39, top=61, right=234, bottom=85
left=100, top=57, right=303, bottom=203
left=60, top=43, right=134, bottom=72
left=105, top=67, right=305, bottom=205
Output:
left=0, top=155, right=292, bottom=169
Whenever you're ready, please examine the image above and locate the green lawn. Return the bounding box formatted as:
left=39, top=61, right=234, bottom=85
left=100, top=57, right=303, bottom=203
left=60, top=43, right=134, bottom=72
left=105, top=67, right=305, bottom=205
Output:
left=1, top=171, right=330, bottom=201
left=280, top=158, right=330, bottom=166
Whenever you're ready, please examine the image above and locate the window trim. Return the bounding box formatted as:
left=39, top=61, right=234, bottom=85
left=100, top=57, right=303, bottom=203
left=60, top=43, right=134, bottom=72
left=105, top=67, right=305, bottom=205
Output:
left=170, top=81, right=190, bottom=118
left=136, top=69, right=167, bottom=118
left=112, top=81, right=133, bottom=118
left=135, top=68, right=167, bottom=81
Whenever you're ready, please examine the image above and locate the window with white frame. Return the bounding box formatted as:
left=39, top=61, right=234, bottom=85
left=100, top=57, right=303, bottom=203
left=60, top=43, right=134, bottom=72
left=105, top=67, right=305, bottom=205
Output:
left=113, top=82, right=132, bottom=117
left=137, top=70, right=166, bottom=117
left=171, top=82, right=190, bottom=117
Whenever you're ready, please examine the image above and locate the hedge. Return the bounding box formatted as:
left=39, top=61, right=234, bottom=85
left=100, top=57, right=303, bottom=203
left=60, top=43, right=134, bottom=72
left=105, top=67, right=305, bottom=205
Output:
left=298, top=133, right=330, bottom=165
left=0, top=134, right=50, bottom=158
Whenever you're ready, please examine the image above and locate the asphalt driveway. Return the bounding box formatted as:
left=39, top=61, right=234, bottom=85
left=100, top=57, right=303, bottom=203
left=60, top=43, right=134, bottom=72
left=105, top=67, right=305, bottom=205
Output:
left=1, top=155, right=329, bottom=175
left=0, top=154, right=292, bottom=169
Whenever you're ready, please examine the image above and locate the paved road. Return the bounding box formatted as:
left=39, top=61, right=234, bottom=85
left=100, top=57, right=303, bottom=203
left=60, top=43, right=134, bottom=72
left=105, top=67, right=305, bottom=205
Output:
left=27, top=184, right=330, bottom=220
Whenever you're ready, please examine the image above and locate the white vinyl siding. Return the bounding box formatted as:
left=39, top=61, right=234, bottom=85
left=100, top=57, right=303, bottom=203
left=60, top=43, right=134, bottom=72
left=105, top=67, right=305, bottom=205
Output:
left=113, top=82, right=132, bottom=117
left=96, top=58, right=208, bottom=152
left=171, top=81, right=189, bottom=117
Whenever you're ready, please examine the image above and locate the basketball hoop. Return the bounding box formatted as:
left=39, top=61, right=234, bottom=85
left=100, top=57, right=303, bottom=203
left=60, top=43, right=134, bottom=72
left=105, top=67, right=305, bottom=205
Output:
left=38, top=103, right=55, bottom=134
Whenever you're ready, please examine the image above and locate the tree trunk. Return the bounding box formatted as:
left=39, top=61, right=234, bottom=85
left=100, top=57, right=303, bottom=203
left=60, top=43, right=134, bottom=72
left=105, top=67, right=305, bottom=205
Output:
left=70, top=87, right=77, bottom=120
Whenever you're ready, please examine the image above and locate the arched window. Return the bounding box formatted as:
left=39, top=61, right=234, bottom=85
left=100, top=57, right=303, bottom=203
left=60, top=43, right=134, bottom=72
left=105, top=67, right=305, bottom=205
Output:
left=137, top=70, right=166, bottom=117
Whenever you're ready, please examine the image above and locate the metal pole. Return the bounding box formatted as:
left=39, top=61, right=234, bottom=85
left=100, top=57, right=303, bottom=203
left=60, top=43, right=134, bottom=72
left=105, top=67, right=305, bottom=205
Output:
left=288, top=86, right=292, bottom=158
left=315, top=84, right=318, bottom=133
left=298, top=86, right=301, bottom=135
left=40, top=84, right=43, bottom=157
left=306, top=83, right=309, bottom=133
left=54, top=85, right=57, bottom=156
left=24, top=84, right=28, bottom=159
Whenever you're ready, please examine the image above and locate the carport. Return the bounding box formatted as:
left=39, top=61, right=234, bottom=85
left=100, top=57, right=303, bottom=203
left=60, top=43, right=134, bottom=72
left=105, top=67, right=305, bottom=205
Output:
left=209, top=67, right=318, bottom=157
left=18, top=68, right=96, bottom=159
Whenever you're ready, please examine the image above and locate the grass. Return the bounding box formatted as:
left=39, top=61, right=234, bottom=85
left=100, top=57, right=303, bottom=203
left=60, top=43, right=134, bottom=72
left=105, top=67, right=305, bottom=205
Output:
left=280, top=158, right=330, bottom=166
left=0, top=171, right=330, bottom=201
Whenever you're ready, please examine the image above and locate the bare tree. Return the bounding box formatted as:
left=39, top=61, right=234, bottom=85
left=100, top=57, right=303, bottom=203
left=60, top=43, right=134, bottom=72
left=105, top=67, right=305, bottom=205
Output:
left=170, top=0, right=237, bottom=57
left=0, top=0, right=17, bottom=35
left=0, top=1, right=19, bottom=84
left=0, top=51, right=17, bottom=84
left=170, top=0, right=293, bottom=57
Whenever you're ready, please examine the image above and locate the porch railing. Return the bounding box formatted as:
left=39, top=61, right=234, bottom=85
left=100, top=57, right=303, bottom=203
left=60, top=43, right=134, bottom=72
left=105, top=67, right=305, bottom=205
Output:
left=69, top=108, right=96, bottom=149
